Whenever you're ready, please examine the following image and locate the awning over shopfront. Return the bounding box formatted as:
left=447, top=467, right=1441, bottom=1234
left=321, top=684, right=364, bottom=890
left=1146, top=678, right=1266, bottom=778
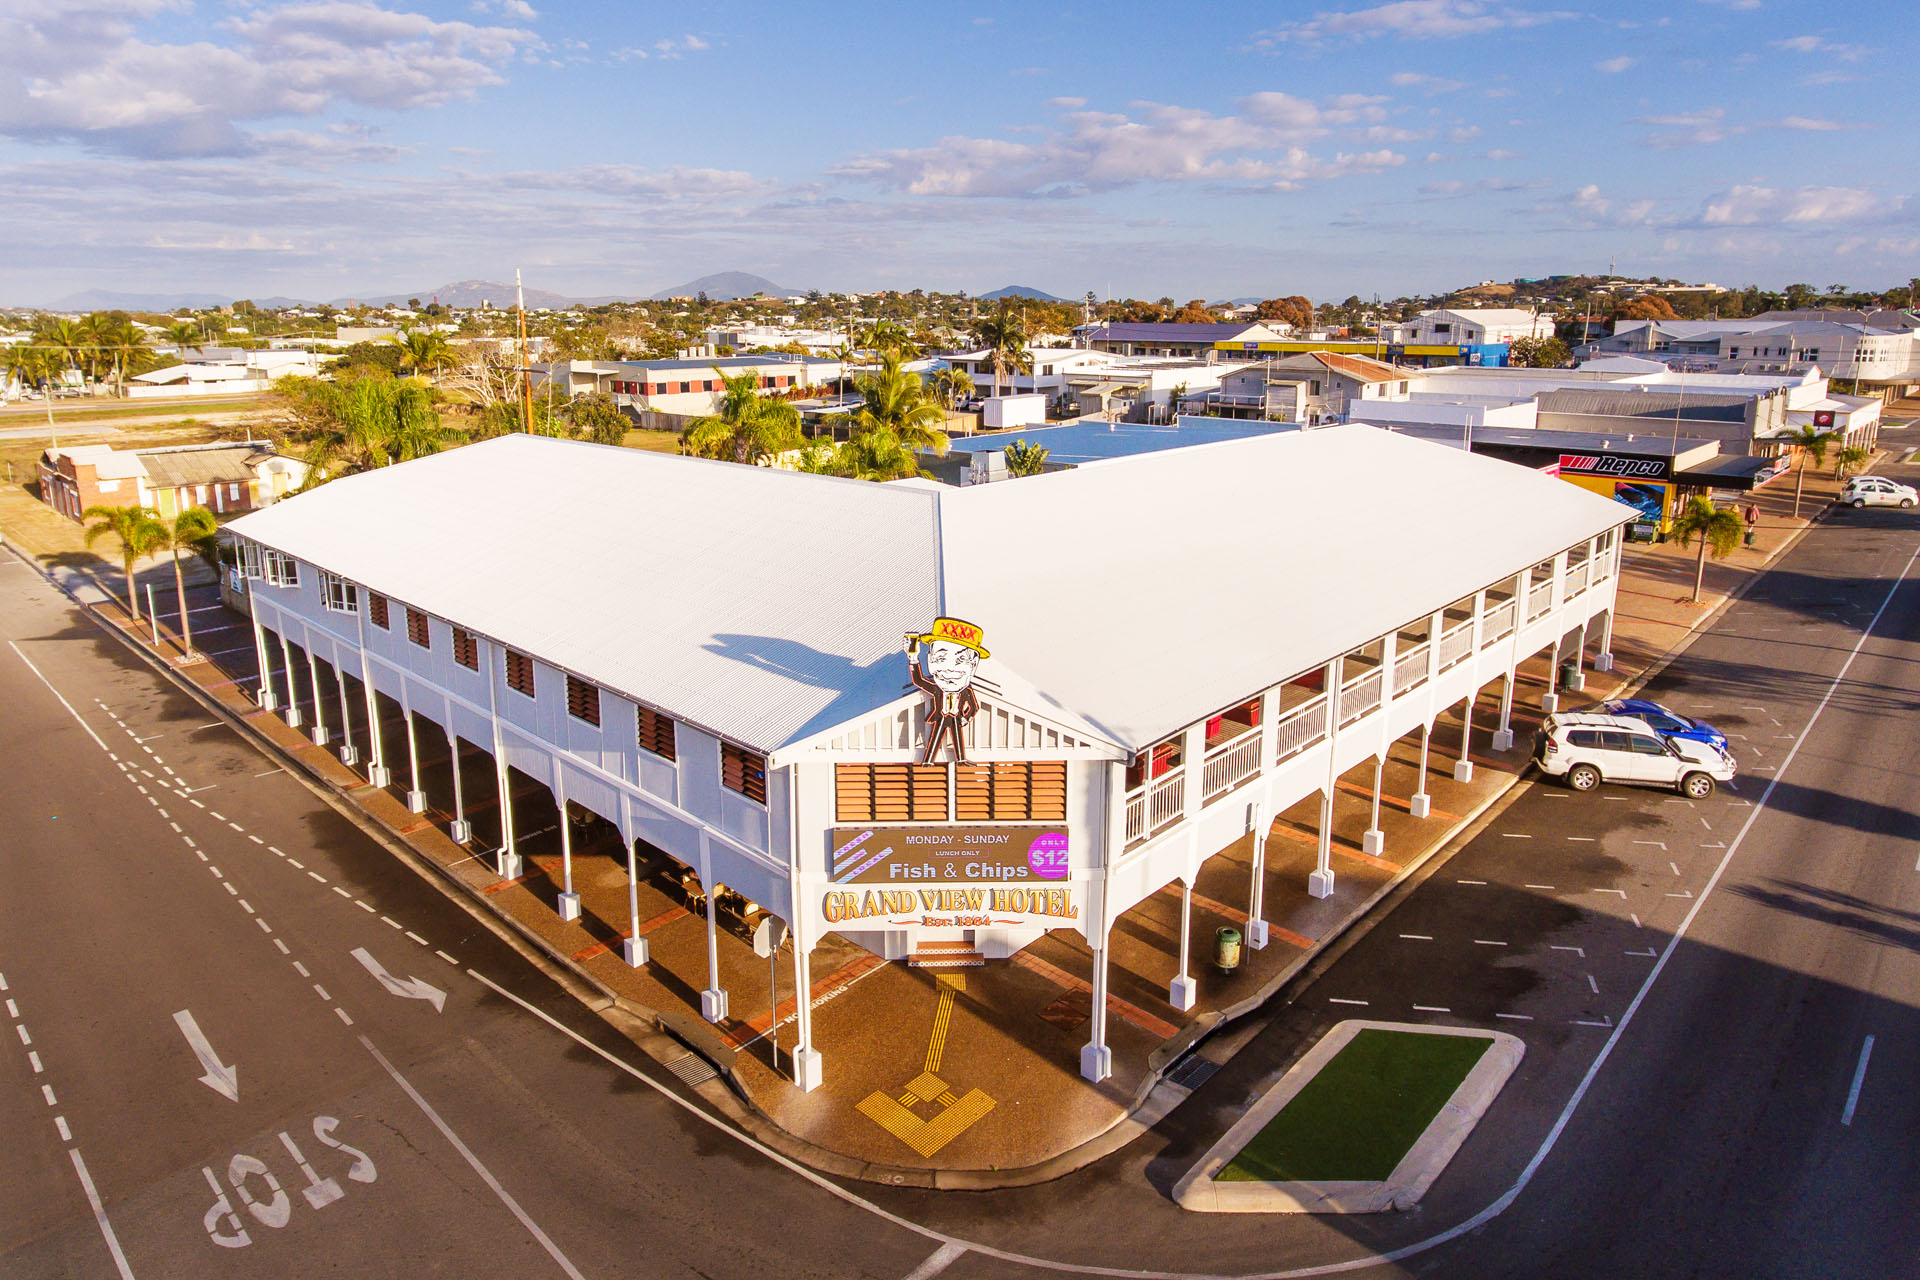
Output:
left=1675, top=453, right=1781, bottom=492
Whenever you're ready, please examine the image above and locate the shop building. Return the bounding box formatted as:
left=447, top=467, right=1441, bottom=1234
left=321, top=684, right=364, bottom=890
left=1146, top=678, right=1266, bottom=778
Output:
left=227, top=427, right=1629, bottom=1092
left=38, top=440, right=308, bottom=522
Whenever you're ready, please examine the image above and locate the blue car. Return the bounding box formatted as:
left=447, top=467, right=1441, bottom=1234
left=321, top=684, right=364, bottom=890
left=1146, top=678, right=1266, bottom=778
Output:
left=1583, top=698, right=1728, bottom=752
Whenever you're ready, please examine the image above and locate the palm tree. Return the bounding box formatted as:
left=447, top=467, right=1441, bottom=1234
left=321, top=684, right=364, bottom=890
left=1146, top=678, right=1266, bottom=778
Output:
left=861, top=320, right=912, bottom=355
left=1673, top=496, right=1744, bottom=603
left=8, top=345, right=63, bottom=440
left=82, top=504, right=167, bottom=621
left=34, top=318, right=85, bottom=396
left=829, top=342, right=858, bottom=395
left=1003, top=440, right=1051, bottom=477
left=395, top=328, right=454, bottom=378
left=972, top=302, right=1032, bottom=398
left=165, top=321, right=202, bottom=351
left=1787, top=424, right=1833, bottom=518
left=301, top=378, right=459, bottom=481
left=1833, top=444, right=1868, bottom=479
left=836, top=427, right=921, bottom=481
left=852, top=351, right=949, bottom=455
left=151, top=507, right=219, bottom=655
left=681, top=369, right=803, bottom=465
left=927, top=366, right=975, bottom=433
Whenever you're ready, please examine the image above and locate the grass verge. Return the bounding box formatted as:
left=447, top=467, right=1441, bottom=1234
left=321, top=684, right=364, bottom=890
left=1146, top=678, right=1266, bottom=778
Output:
left=1216, top=1028, right=1490, bottom=1183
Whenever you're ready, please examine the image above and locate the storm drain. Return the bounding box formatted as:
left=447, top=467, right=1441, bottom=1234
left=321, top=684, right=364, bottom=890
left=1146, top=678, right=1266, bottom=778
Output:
left=664, top=1051, right=718, bottom=1087
left=1166, top=1054, right=1219, bottom=1091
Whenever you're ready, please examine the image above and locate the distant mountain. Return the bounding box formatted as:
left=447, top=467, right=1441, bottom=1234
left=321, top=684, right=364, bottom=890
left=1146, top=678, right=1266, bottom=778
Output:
left=43, top=289, right=234, bottom=312
left=979, top=284, right=1066, bottom=302
left=649, top=271, right=803, bottom=301
left=331, top=279, right=599, bottom=310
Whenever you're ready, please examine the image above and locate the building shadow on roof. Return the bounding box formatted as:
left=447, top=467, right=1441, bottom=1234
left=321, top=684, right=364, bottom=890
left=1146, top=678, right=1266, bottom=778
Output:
left=701, top=632, right=908, bottom=743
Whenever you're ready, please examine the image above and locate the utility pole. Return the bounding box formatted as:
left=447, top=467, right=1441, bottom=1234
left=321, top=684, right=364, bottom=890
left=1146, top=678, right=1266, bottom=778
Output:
left=516, top=268, right=533, bottom=433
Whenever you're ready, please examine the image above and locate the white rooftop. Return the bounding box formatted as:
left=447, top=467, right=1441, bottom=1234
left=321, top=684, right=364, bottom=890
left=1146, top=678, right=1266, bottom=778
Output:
left=231, top=428, right=1629, bottom=754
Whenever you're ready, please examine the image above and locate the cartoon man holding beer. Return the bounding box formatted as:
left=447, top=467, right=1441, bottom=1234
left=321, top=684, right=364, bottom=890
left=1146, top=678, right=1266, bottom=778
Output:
left=905, top=617, right=988, bottom=764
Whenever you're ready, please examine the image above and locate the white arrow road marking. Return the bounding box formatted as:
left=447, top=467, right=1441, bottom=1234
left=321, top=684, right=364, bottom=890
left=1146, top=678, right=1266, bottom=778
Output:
left=351, top=948, right=446, bottom=1012
left=173, top=1010, right=238, bottom=1102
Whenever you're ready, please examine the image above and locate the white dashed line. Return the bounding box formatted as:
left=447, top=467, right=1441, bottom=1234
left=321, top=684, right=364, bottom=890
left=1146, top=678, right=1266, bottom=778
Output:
left=313, top=985, right=331, bottom=1000
left=42, top=1084, right=57, bottom=1106
left=256, top=918, right=273, bottom=933
left=28, top=1051, right=42, bottom=1072
left=356, top=901, right=375, bottom=913
left=1413, top=1004, right=1451, bottom=1013
left=1586, top=974, right=1600, bottom=993
left=333, top=886, right=351, bottom=898
left=1400, top=933, right=1433, bottom=941
left=54, top=1116, right=70, bottom=1141
left=1328, top=997, right=1369, bottom=1006
left=1495, top=1013, right=1533, bottom=1021
left=335, top=1008, right=354, bottom=1026
left=435, top=951, right=459, bottom=966
left=405, top=932, right=428, bottom=946
left=381, top=916, right=403, bottom=931
left=1457, top=879, right=1487, bottom=886
left=1474, top=939, right=1508, bottom=947
left=1551, top=945, right=1586, bottom=957
left=1524, top=883, right=1556, bottom=890
left=309, top=871, right=328, bottom=883
left=293, top=961, right=310, bottom=977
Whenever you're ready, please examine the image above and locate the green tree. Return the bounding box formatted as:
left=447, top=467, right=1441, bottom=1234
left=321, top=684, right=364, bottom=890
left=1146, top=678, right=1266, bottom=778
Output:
left=1786, top=424, right=1833, bottom=518
left=563, top=391, right=629, bottom=445
left=927, top=365, right=974, bottom=433
left=860, top=320, right=913, bottom=355
left=1508, top=336, right=1572, bottom=368
left=300, top=378, right=460, bottom=480
left=1003, top=440, right=1051, bottom=477
left=681, top=369, right=803, bottom=465
left=150, top=507, right=219, bottom=653
left=83, top=503, right=167, bottom=621
left=394, top=328, right=454, bottom=376
left=972, top=302, right=1031, bottom=398
left=33, top=317, right=86, bottom=394
left=1833, top=444, right=1868, bottom=479
left=1672, top=496, right=1744, bottom=603
left=852, top=351, right=948, bottom=454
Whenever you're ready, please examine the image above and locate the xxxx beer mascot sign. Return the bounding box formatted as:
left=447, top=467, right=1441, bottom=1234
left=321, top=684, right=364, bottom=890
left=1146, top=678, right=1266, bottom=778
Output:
left=905, top=616, right=989, bottom=764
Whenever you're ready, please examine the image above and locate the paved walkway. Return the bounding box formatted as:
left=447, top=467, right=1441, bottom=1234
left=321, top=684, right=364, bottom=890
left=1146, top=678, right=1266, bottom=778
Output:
left=0, top=454, right=1874, bottom=1184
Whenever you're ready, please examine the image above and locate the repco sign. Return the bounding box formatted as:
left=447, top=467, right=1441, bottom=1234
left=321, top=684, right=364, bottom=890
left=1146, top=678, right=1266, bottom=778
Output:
left=1558, top=453, right=1668, bottom=479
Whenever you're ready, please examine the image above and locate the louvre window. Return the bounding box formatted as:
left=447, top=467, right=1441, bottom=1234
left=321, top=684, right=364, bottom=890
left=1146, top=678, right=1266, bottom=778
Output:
left=406, top=607, right=430, bottom=648
left=504, top=648, right=535, bottom=696
left=368, top=593, right=390, bottom=629
left=836, top=763, right=950, bottom=823
left=721, top=741, right=767, bottom=804
left=565, top=674, right=601, bottom=726
left=451, top=627, right=478, bottom=670
left=954, top=761, right=1067, bottom=822
left=320, top=571, right=358, bottom=614
left=637, top=706, right=676, bottom=760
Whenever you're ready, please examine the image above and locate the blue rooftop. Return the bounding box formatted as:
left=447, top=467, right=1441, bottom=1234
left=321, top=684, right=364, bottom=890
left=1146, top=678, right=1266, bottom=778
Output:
left=954, top=417, right=1298, bottom=466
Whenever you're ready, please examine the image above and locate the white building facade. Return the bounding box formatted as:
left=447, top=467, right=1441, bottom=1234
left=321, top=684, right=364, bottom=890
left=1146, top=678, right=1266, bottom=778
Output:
left=229, top=429, right=1629, bottom=1092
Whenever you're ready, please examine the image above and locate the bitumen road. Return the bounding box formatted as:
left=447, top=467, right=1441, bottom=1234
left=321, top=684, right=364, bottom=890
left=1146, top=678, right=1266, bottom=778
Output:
left=3, top=452, right=1918, bottom=1280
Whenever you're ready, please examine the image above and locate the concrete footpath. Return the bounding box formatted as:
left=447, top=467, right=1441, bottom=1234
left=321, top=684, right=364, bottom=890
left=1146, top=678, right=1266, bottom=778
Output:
left=0, top=453, right=1876, bottom=1188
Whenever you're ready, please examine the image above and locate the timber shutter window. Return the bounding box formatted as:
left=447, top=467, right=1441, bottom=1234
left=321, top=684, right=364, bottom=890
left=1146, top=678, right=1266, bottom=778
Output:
left=368, top=593, right=390, bottom=629
left=836, top=763, right=950, bottom=823
left=565, top=675, right=601, bottom=726
left=406, top=607, right=430, bottom=648
left=451, top=627, right=478, bottom=670
left=636, top=706, right=676, bottom=760
left=504, top=648, right=535, bottom=697
left=954, top=761, right=1067, bottom=822
left=721, top=741, right=767, bottom=804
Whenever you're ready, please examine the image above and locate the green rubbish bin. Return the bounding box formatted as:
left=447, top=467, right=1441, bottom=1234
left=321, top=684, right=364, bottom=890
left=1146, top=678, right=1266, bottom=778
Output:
left=1558, top=656, right=1584, bottom=694
left=1215, top=926, right=1243, bottom=973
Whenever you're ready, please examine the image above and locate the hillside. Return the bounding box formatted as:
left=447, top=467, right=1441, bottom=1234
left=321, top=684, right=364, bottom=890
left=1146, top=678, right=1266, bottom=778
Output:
left=331, top=279, right=593, bottom=310
left=649, top=271, right=803, bottom=301
left=979, top=284, right=1066, bottom=302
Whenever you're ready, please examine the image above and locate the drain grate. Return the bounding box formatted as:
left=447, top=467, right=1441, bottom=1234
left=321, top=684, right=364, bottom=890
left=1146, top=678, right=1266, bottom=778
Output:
left=664, top=1051, right=718, bottom=1087
left=1167, top=1054, right=1219, bottom=1091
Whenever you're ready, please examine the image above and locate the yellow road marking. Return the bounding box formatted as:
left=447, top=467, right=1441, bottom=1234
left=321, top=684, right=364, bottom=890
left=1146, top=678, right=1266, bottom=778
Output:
left=924, top=988, right=955, bottom=1074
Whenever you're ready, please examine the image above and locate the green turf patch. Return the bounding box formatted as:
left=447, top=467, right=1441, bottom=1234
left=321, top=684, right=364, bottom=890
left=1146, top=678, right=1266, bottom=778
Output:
left=1216, top=1029, right=1492, bottom=1183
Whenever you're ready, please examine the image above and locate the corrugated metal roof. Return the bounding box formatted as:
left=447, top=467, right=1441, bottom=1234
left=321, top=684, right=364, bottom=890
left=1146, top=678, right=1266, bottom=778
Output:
left=1538, top=387, right=1751, bottom=422
left=230, top=436, right=941, bottom=753
left=233, top=427, right=1630, bottom=756
left=1086, top=322, right=1263, bottom=343
left=138, top=445, right=271, bottom=488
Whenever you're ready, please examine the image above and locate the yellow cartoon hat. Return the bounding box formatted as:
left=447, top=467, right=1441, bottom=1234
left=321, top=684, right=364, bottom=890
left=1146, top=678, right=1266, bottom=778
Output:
left=912, top=616, right=989, bottom=659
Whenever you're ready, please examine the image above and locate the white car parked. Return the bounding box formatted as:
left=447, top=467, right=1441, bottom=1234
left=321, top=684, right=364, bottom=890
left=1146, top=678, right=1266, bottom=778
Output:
left=1840, top=476, right=1917, bottom=509
left=1533, top=712, right=1737, bottom=799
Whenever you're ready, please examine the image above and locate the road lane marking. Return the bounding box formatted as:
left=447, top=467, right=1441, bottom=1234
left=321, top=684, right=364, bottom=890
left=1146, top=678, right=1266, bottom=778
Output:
left=55, top=1115, right=70, bottom=1140
left=1524, top=883, right=1556, bottom=890
left=1413, top=1004, right=1451, bottom=1012
left=904, top=1242, right=969, bottom=1280
left=1585, top=975, right=1599, bottom=993
left=1631, top=913, right=1642, bottom=928
left=293, top=961, right=309, bottom=976
left=1626, top=948, right=1656, bottom=958
left=6, top=642, right=109, bottom=749
left=336, top=1009, right=354, bottom=1026
left=68, top=1150, right=137, bottom=1280
left=406, top=932, right=428, bottom=946
left=42, top=1084, right=56, bottom=1105
left=1328, top=997, right=1368, bottom=1005
left=4, top=999, right=14, bottom=1017
left=1843, top=1035, right=1875, bottom=1126
left=17, top=1025, right=30, bottom=1045
left=333, top=886, right=351, bottom=897
left=1474, top=939, right=1508, bottom=947
left=28, top=1051, right=41, bottom=1072
left=1594, top=888, right=1627, bottom=898
left=1399, top=933, right=1433, bottom=941
left=359, top=1035, right=586, bottom=1280
left=435, top=951, right=459, bottom=966
left=1550, top=945, right=1585, bottom=957
left=1495, top=1013, right=1532, bottom=1021
left=1457, top=879, right=1487, bottom=885
left=1500, top=833, right=1532, bottom=839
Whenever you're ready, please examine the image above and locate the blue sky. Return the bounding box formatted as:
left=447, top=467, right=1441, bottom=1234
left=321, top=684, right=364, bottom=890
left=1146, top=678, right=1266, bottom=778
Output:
left=1, top=0, right=1913, bottom=304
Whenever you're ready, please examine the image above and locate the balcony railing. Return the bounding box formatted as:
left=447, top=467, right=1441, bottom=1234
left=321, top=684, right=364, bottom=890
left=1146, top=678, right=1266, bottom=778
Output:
left=1565, top=560, right=1591, bottom=597
left=1274, top=694, right=1329, bottom=762
left=1528, top=578, right=1556, bottom=620
left=1438, top=619, right=1475, bottom=669
left=1483, top=598, right=1517, bottom=643
left=1202, top=727, right=1264, bottom=802
left=1339, top=667, right=1383, bottom=725
left=1393, top=643, right=1429, bottom=693
left=1126, top=766, right=1188, bottom=846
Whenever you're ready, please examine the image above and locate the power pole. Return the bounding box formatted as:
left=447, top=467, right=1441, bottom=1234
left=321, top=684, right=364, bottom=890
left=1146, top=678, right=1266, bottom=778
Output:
left=516, top=268, right=532, bottom=433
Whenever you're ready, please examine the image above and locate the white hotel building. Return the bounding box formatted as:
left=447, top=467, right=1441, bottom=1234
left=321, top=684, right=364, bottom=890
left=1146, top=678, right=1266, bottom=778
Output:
left=228, top=428, right=1630, bottom=1090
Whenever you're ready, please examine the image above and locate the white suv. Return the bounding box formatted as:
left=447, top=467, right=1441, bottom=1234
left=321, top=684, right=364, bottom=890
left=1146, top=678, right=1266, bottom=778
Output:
left=1840, top=476, right=1917, bottom=508
left=1533, top=712, right=1736, bottom=799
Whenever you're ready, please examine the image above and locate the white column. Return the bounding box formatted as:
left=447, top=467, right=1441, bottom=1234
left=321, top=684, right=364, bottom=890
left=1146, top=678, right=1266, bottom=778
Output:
left=1411, top=723, right=1434, bottom=817
left=622, top=832, right=647, bottom=967
left=1079, top=924, right=1113, bottom=1083
left=1169, top=879, right=1196, bottom=1011
left=484, top=639, right=518, bottom=878
left=1362, top=756, right=1386, bottom=855
left=1596, top=603, right=1616, bottom=672
left=791, top=912, right=821, bottom=1092
left=1409, top=610, right=1442, bottom=818
left=1245, top=800, right=1270, bottom=949
left=335, top=668, right=358, bottom=766
left=278, top=634, right=303, bottom=728
left=249, top=608, right=276, bottom=710
left=360, top=650, right=389, bottom=788
left=555, top=771, right=580, bottom=921
left=1309, top=659, right=1339, bottom=899
left=400, top=687, right=426, bottom=813
left=1493, top=670, right=1519, bottom=751
left=448, top=730, right=470, bottom=843
left=304, top=650, right=328, bottom=746
left=698, top=833, right=728, bottom=1022
left=1453, top=692, right=1476, bottom=783
left=1179, top=721, right=1205, bottom=824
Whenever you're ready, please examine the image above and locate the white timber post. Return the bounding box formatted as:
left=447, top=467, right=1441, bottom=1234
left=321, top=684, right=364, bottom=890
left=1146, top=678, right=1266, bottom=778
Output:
left=249, top=606, right=276, bottom=710
left=278, top=633, right=303, bottom=728
left=555, top=770, right=580, bottom=921
left=448, top=727, right=470, bottom=843
left=305, top=649, right=328, bottom=746
left=1362, top=631, right=1396, bottom=855
left=1411, top=722, right=1434, bottom=817
left=698, top=832, right=728, bottom=1022
left=360, top=649, right=389, bottom=788
left=791, top=908, right=822, bottom=1092
left=620, top=791, right=646, bottom=966
left=1169, top=878, right=1196, bottom=1012
left=1409, top=609, right=1442, bottom=818
left=1309, top=657, right=1340, bottom=900
left=486, top=639, right=519, bottom=879
left=401, top=686, right=426, bottom=813
left=1245, top=797, right=1270, bottom=949
left=334, top=664, right=358, bottom=766
left=1080, top=920, right=1113, bottom=1083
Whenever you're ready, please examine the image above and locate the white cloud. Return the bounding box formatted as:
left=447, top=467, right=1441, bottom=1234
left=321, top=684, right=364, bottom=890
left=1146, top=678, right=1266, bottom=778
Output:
left=1595, top=55, right=1635, bottom=73
left=1634, top=106, right=1735, bottom=147
left=1774, top=116, right=1846, bottom=131
left=832, top=95, right=1403, bottom=198
left=1771, top=34, right=1865, bottom=59
left=1390, top=71, right=1465, bottom=92
left=1255, top=1, right=1578, bottom=45
left=1045, top=96, right=1086, bottom=109
left=1696, top=0, right=1759, bottom=9
left=1701, top=184, right=1897, bottom=226
left=0, top=1, right=538, bottom=157
left=651, top=34, right=708, bottom=58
